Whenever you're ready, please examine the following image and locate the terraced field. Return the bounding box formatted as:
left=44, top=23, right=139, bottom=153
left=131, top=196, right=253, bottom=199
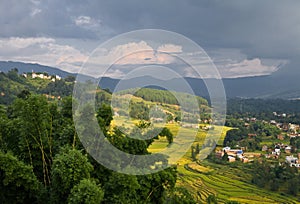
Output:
left=148, top=124, right=299, bottom=203
left=113, top=114, right=299, bottom=203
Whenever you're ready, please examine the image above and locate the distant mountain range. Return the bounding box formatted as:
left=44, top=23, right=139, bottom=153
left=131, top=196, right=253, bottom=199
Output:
left=0, top=61, right=299, bottom=99
left=0, top=61, right=75, bottom=78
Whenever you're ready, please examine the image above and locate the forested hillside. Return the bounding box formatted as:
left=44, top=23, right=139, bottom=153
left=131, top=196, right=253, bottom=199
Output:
left=2, top=69, right=300, bottom=203
left=0, top=69, right=202, bottom=203
left=0, top=69, right=74, bottom=105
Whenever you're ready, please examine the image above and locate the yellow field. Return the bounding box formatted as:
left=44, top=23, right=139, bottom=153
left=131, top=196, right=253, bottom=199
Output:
left=111, top=116, right=298, bottom=203
left=147, top=123, right=298, bottom=204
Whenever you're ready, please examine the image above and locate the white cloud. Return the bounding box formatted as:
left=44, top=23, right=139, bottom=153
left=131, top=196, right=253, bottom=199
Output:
left=30, top=8, right=41, bottom=17
left=89, top=41, right=178, bottom=66
left=0, top=37, right=54, bottom=49
left=209, top=49, right=288, bottom=78
left=74, top=15, right=101, bottom=31
left=30, top=0, right=40, bottom=6
left=75, top=16, right=92, bottom=26
left=221, top=58, right=278, bottom=78
left=157, top=44, right=182, bottom=53
left=0, top=37, right=88, bottom=73
left=0, top=37, right=286, bottom=79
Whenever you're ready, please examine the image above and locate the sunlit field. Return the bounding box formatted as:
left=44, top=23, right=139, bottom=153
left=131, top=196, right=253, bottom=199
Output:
left=142, top=121, right=298, bottom=203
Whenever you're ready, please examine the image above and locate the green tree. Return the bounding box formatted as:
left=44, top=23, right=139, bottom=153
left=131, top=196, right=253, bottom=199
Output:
left=51, top=148, right=93, bottom=203
left=65, top=75, right=76, bottom=82
left=103, top=172, right=140, bottom=204
left=96, top=103, right=113, bottom=134
left=0, top=151, right=42, bottom=204
left=195, top=143, right=200, bottom=154
left=287, top=178, right=299, bottom=196
left=17, top=89, right=31, bottom=99
left=191, top=146, right=196, bottom=161
left=61, top=96, right=73, bottom=119
left=10, top=95, right=54, bottom=185
left=0, top=106, right=10, bottom=152
left=222, top=151, right=228, bottom=162
left=137, top=166, right=177, bottom=203
left=129, top=101, right=150, bottom=120
left=68, top=179, right=104, bottom=204
left=58, top=96, right=80, bottom=149
left=159, top=127, right=173, bottom=144
left=206, top=194, right=218, bottom=204
left=7, top=68, right=23, bottom=83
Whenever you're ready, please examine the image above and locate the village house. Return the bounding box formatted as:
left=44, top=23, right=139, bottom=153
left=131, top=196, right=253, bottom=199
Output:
left=282, top=123, right=289, bottom=131
left=285, top=146, right=292, bottom=154
left=289, top=123, right=300, bottom=133
left=286, top=155, right=298, bottom=163
left=274, top=146, right=281, bottom=155
left=276, top=123, right=283, bottom=129
left=217, top=147, right=248, bottom=163
left=55, top=75, right=62, bottom=80
left=242, top=157, right=249, bottom=163
left=228, top=156, right=236, bottom=162
left=286, top=155, right=300, bottom=167
left=222, top=146, right=231, bottom=153
left=30, top=71, right=61, bottom=81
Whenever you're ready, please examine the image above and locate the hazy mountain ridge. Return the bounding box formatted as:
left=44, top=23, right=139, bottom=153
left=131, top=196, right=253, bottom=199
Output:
left=0, top=61, right=298, bottom=99
left=0, top=61, right=75, bottom=78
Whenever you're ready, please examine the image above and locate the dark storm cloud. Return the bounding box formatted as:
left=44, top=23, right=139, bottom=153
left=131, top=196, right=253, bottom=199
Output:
left=2, top=0, right=299, bottom=58
left=0, top=0, right=299, bottom=76
left=97, top=0, right=300, bottom=60
left=0, top=0, right=101, bottom=39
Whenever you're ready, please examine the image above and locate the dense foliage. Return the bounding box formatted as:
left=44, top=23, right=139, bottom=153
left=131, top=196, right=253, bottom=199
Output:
left=223, top=120, right=280, bottom=151
left=227, top=98, right=300, bottom=124
left=119, top=88, right=208, bottom=108
left=0, top=88, right=191, bottom=203
left=251, top=160, right=300, bottom=195
left=0, top=69, right=74, bottom=104
left=133, top=88, right=208, bottom=106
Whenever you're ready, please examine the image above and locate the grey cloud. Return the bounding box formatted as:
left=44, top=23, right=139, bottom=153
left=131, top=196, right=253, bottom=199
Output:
left=0, top=0, right=299, bottom=77
left=1, top=0, right=299, bottom=57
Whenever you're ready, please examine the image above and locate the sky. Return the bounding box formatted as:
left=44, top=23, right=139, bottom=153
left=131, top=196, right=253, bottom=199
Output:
left=0, top=0, right=299, bottom=78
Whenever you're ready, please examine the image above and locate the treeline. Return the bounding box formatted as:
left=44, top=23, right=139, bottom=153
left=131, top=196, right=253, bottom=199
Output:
left=227, top=98, right=300, bottom=124
left=114, top=88, right=209, bottom=122
left=251, top=161, right=300, bottom=196
left=227, top=98, right=300, bottom=114
left=0, top=93, right=196, bottom=203
left=120, top=88, right=208, bottom=107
